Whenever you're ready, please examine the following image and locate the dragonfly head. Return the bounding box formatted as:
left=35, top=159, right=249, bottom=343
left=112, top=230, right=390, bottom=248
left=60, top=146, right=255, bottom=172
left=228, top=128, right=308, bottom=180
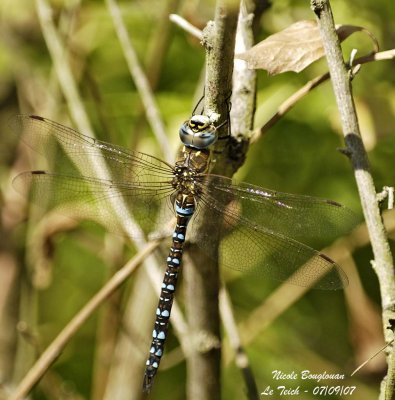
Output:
left=179, top=115, right=218, bottom=149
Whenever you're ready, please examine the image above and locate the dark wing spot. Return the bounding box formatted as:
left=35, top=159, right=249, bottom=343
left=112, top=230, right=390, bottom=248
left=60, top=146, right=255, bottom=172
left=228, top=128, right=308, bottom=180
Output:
left=326, top=199, right=342, bottom=207
left=32, top=170, right=46, bottom=175
left=29, top=115, right=45, bottom=121
left=319, top=252, right=335, bottom=263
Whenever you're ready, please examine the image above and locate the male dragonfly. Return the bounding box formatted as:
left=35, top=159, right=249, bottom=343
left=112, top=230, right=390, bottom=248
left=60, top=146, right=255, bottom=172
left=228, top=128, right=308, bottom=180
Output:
left=12, top=113, right=355, bottom=391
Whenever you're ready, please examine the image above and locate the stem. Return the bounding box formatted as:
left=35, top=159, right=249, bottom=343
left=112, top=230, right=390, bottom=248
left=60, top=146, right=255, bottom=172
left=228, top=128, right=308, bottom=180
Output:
left=311, top=1, right=395, bottom=398
left=170, top=14, right=203, bottom=39
left=220, top=287, right=259, bottom=400
left=106, top=0, right=171, bottom=161
left=9, top=241, right=160, bottom=400
left=227, top=0, right=257, bottom=174
left=252, top=49, right=395, bottom=142
left=184, top=1, right=238, bottom=399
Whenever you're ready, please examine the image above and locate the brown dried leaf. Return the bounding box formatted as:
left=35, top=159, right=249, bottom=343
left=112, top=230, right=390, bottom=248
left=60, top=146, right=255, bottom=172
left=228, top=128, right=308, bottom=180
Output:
left=235, top=20, right=373, bottom=75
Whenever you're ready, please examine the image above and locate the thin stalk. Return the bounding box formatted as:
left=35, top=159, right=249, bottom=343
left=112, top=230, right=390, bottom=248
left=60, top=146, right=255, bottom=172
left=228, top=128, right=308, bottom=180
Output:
left=105, top=0, right=172, bottom=161
left=220, top=287, right=259, bottom=400
left=311, top=1, right=395, bottom=399
left=252, top=49, right=395, bottom=142
left=9, top=240, right=160, bottom=400
left=184, top=1, right=238, bottom=399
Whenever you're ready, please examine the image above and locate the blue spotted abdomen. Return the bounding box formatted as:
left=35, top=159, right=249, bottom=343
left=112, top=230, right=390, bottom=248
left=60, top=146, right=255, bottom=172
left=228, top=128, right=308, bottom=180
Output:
left=143, top=194, right=196, bottom=391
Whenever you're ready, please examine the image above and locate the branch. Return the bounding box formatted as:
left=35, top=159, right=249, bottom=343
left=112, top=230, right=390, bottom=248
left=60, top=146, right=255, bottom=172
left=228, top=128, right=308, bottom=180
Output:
left=170, top=13, right=203, bottom=40
left=106, top=0, right=172, bottom=161
left=252, top=48, right=395, bottom=142
left=9, top=240, right=160, bottom=400
left=220, top=287, right=259, bottom=400
left=184, top=1, right=239, bottom=399
left=227, top=0, right=257, bottom=173
left=311, top=1, right=395, bottom=398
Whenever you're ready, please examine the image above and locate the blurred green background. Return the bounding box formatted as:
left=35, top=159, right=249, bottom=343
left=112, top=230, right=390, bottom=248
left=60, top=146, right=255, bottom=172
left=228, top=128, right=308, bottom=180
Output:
left=0, top=0, right=394, bottom=399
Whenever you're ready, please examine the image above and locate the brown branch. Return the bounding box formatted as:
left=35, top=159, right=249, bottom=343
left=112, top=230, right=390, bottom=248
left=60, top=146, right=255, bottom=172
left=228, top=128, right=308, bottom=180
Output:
left=311, top=1, right=395, bottom=399
left=184, top=1, right=239, bottom=399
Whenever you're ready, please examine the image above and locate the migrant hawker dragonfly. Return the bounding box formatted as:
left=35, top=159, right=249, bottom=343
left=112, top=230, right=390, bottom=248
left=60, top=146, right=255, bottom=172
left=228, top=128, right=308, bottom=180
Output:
left=12, top=113, right=354, bottom=391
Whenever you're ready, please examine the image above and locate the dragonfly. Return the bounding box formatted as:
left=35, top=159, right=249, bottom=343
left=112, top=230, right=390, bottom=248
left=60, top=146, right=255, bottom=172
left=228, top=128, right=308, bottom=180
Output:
left=12, top=112, right=355, bottom=392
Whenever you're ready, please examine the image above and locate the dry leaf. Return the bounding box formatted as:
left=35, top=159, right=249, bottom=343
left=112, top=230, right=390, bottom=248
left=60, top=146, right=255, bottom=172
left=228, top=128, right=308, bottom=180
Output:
left=236, top=20, right=372, bottom=75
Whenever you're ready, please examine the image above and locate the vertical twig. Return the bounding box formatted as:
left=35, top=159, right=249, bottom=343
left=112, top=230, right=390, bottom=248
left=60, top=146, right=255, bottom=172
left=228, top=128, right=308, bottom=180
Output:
left=131, top=0, right=181, bottom=150
left=0, top=251, right=19, bottom=383
left=227, top=0, right=257, bottom=173
left=216, top=2, right=261, bottom=397
left=184, top=1, right=239, bottom=399
left=145, top=0, right=181, bottom=88
left=311, top=1, right=395, bottom=399
left=219, top=288, right=259, bottom=400
left=105, top=0, right=172, bottom=161
left=35, top=0, right=93, bottom=138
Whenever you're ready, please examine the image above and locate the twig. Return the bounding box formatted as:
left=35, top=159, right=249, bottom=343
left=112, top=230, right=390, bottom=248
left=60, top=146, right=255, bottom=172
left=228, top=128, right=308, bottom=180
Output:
left=129, top=0, right=181, bottom=152
left=311, top=1, right=395, bottom=399
left=252, top=48, right=395, bottom=142
left=252, top=72, right=330, bottom=142
left=35, top=0, right=142, bottom=240
left=220, top=287, right=259, bottom=400
left=351, top=340, right=393, bottom=377
left=377, top=186, right=394, bottom=210
left=228, top=0, right=256, bottom=172
left=35, top=0, right=93, bottom=138
left=170, top=13, right=203, bottom=40
left=216, top=4, right=259, bottom=397
left=184, top=1, right=239, bottom=399
left=9, top=240, right=160, bottom=400
left=105, top=0, right=172, bottom=161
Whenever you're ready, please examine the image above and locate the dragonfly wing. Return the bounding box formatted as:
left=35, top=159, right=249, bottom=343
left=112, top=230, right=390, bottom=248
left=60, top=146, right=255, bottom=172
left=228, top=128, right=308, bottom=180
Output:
left=197, top=174, right=357, bottom=243
left=13, top=171, right=175, bottom=237
left=11, top=115, right=174, bottom=185
left=190, top=175, right=350, bottom=290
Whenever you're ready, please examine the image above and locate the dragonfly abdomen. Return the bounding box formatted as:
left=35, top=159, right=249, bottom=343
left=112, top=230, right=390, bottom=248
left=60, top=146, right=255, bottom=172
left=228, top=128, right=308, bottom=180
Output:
left=143, top=194, right=195, bottom=391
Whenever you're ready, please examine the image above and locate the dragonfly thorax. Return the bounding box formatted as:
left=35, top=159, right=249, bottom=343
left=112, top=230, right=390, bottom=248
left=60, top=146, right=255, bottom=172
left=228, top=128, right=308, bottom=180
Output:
left=179, top=114, right=218, bottom=149
left=172, top=166, right=201, bottom=195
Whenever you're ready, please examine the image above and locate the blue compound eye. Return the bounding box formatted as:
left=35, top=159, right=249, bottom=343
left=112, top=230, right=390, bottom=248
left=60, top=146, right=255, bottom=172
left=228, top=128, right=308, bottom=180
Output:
left=179, top=115, right=218, bottom=149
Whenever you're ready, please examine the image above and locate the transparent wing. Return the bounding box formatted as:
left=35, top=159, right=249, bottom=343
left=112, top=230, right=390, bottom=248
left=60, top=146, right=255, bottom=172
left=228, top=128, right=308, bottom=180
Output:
left=13, top=171, right=175, bottom=237
left=10, top=115, right=175, bottom=184
left=11, top=115, right=177, bottom=235
left=200, top=175, right=357, bottom=243
left=190, top=175, right=354, bottom=289
left=11, top=115, right=352, bottom=288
